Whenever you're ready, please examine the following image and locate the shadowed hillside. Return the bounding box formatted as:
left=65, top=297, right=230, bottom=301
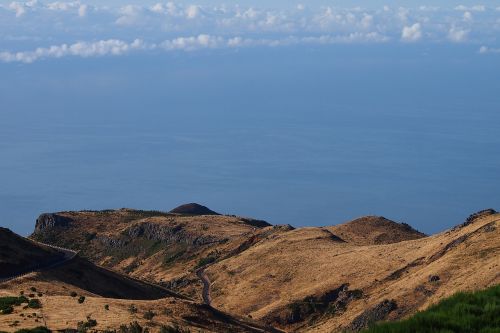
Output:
left=0, top=228, right=64, bottom=278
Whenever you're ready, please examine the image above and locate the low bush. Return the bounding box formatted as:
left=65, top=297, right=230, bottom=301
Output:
left=15, top=327, right=51, bottom=333
left=159, top=325, right=190, bottom=333
left=128, top=304, right=138, bottom=314
left=28, top=299, right=41, bottom=309
left=70, top=292, right=78, bottom=297
left=195, top=256, right=216, bottom=268
left=77, top=317, right=97, bottom=333
left=143, top=310, right=155, bottom=320
left=119, top=321, right=149, bottom=333
left=104, top=304, right=109, bottom=310
left=0, top=296, right=29, bottom=313
left=1, top=306, right=14, bottom=315
left=77, top=296, right=85, bottom=304
left=362, top=284, right=500, bottom=333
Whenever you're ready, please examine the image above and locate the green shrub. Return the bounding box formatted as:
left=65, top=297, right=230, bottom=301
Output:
left=0, top=296, right=28, bottom=312
left=195, top=256, right=216, bottom=268
left=104, top=304, right=109, bottom=310
left=77, top=317, right=97, bottom=333
left=28, top=299, right=41, bottom=309
left=159, top=325, right=190, bottom=333
left=119, top=321, right=148, bottom=333
left=1, top=306, right=14, bottom=315
left=362, top=284, right=500, bottom=333
left=143, top=310, right=155, bottom=320
left=77, top=296, right=85, bottom=304
left=14, top=327, right=51, bottom=333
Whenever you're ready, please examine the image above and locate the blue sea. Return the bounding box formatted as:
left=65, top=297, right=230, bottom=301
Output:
left=1, top=44, right=499, bottom=235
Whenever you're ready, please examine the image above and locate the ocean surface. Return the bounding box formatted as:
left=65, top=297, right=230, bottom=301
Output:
left=1, top=44, right=499, bottom=235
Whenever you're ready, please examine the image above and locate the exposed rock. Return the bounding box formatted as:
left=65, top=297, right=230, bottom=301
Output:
left=34, top=213, right=72, bottom=233
left=271, top=284, right=363, bottom=325
left=453, top=209, right=497, bottom=230
left=169, top=203, right=220, bottom=216
left=348, top=299, right=398, bottom=332
left=428, top=234, right=468, bottom=262
left=126, top=222, right=219, bottom=245
left=96, top=235, right=128, bottom=248
left=385, top=257, right=425, bottom=281
left=415, top=285, right=434, bottom=297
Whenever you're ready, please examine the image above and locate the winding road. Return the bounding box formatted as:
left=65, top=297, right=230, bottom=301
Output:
left=196, top=266, right=212, bottom=305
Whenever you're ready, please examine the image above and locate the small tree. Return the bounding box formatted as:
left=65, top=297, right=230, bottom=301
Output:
left=143, top=310, right=155, bottom=320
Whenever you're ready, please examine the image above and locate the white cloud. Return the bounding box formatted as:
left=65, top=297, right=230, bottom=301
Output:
left=185, top=5, right=200, bottom=19
left=463, top=11, right=472, bottom=21
left=115, top=5, right=143, bottom=25
left=455, top=5, right=485, bottom=12
left=448, top=26, right=469, bottom=42
left=0, top=32, right=392, bottom=63
left=8, top=2, right=26, bottom=17
left=0, top=39, right=147, bottom=63
left=360, top=14, right=373, bottom=29
left=479, top=46, right=500, bottom=54
left=78, top=4, right=87, bottom=17
left=401, top=23, right=422, bottom=42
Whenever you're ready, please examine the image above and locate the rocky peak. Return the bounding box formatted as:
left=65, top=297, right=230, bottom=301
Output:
left=34, top=213, right=72, bottom=233
left=169, top=203, right=220, bottom=216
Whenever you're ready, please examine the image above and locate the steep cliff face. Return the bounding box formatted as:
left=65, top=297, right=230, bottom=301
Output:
left=34, top=213, right=72, bottom=233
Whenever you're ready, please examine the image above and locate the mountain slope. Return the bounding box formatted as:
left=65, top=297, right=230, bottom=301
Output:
left=25, top=206, right=500, bottom=332
left=0, top=227, right=281, bottom=333
left=205, top=210, right=499, bottom=332
left=30, top=206, right=273, bottom=300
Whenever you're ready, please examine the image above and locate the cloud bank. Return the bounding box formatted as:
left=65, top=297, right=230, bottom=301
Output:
left=1, top=2, right=499, bottom=63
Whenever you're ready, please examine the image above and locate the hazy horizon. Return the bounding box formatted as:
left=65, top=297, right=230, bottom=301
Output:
left=1, top=1, right=499, bottom=236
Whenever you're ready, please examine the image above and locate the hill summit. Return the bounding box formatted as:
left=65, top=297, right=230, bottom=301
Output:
left=169, top=203, right=220, bottom=215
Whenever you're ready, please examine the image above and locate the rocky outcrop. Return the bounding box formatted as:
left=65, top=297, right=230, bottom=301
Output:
left=34, top=213, right=72, bottom=233
left=348, top=299, right=397, bottom=332
left=126, top=222, right=220, bottom=245
left=270, top=284, right=363, bottom=326
left=169, top=203, right=220, bottom=216
left=453, top=209, right=497, bottom=230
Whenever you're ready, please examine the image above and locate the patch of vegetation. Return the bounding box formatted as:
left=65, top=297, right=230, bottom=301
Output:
left=84, top=232, right=97, bottom=242
left=70, top=292, right=78, bottom=297
left=77, top=317, right=97, bottom=333
left=77, top=296, right=85, bottom=304
left=104, top=304, right=109, bottom=310
left=119, top=321, right=149, bottom=333
left=159, top=325, right=191, bottom=333
left=28, top=299, right=42, bottom=309
left=30, top=287, right=37, bottom=292
left=0, top=296, right=28, bottom=313
left=1, top=306, right=14, bottom=315
left=128, top=304, right=138, bottom=314
left=163, top=245, right=188, bottom=268
left=14, top=327, right=51, bottom=333
left=362, top=284, right=500, bottom=333
left=143, top=310, right=156, bottom=320
left=195, top=256, right=216, bottom=268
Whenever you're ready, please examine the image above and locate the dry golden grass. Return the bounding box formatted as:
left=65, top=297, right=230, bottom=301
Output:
left=206, top=213, right=500, bottom=332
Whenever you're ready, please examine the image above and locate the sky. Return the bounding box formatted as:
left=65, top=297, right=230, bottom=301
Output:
left=0, top=0, right=499, bottom=236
